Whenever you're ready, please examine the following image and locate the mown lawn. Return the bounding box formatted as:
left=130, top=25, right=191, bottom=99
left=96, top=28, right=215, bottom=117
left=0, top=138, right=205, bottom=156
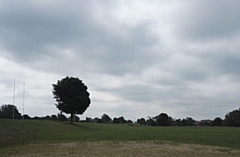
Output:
left=0, top=119, right=240, bottom=148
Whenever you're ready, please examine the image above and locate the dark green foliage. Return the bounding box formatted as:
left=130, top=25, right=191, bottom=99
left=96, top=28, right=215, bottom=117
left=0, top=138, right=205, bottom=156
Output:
left=101, top=114, right=112, bottom=123
left=57, top=113, right=68, bottom=121
left=112, top=117, right=120, bottom=123
left=155, top=113, right=172, bottom=126
left=84, top=117, right=92, bottom=123
left=146, top=117, right=157, bottom=126
left=224, top=108, right=240, bottom=127
left=45, top=115, right=51, bottom=120
left=51, top=115, right=57, bottom=120
left=93, top=117, right=102, bottom=123
left=212, top=117, right=223, bottom=126
left=52, top=76, right=90, bottom=123
left=185, top=117, right=196, bottom=126
left=113, top=116, right=127, bottom=124
left=127, top=119, right=133, bottom=124
left=199, top=120, right=212, bottom=126
left=174, top=117, right=196, bottom=126
left=23, top=114, right=31, bottom=119
left=0, top=104, right=21, bottom=119
left=73, top=114, right=80, bottom=122
left=33, top=116, right=40, bottom=120
left=137, top=118, right=146, bottom=125
left=146, top=114, right=196, bottom=126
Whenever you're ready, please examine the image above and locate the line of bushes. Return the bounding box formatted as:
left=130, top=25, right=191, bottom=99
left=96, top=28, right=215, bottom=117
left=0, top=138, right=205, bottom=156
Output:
left=1, top=104, right=240, bottom=127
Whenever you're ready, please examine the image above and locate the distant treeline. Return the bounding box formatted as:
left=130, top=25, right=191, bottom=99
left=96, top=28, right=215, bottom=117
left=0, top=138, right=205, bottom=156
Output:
left=1, top=104, right=240, bottom=127
left=80, top=112, right=238, bottom=127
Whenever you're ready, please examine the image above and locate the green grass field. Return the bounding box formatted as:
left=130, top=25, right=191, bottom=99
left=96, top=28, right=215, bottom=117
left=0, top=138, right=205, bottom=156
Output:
left=0, top=119, right=240, bottom=157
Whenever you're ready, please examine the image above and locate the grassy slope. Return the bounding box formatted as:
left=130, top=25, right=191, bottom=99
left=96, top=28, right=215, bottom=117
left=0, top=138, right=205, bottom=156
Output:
left=0, top=119, right=240, bottom=148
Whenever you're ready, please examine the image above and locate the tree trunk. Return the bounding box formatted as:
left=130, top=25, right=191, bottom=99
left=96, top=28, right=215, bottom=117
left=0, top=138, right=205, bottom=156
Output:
left=71, top=112, right=73, bottom=124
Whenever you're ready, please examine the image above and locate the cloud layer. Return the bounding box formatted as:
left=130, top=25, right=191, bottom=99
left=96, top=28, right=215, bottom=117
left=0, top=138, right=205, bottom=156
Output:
left=1, top=0, right=240, bottom=121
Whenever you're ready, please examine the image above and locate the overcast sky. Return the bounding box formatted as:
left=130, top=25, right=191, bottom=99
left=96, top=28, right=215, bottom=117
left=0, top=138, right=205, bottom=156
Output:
left=1, top=0, right=240, bottom=121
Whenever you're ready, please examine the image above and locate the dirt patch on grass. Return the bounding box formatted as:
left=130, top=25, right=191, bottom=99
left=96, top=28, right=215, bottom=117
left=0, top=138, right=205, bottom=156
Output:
left=1, top=141, right=240, bottom=157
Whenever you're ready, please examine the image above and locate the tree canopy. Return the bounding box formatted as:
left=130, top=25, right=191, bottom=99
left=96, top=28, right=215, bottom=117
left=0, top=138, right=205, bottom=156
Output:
left=101, top=114, right=112, bottom=123
left=224, top=108, right=240, bottom=127
left=52, top=76, right=91, bottom=123
left=0, top=104, right=21, bottom=119
left=212, top=117, right=223, bottom=126
left=155, top=113, right=172, bottom=126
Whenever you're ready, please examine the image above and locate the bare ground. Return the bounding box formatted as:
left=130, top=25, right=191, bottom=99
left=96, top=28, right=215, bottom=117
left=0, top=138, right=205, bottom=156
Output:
left=1, top=141, right=240, bottom=157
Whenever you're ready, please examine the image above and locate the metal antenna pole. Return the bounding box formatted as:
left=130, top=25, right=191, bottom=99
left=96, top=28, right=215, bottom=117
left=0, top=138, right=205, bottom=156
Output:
left=12, top=79, right=15, bottom=119
left=23, top=83, right=25, bottom=120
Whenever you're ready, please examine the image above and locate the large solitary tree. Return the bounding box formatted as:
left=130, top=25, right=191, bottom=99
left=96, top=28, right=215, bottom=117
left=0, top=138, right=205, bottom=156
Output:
left=52, top=76, right=91, bottom=123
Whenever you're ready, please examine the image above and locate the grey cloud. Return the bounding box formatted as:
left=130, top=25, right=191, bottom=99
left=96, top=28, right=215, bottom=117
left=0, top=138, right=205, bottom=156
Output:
left=0, top=1, right=97, bottom=61
left=1, top=1, right=240, bottom=120
left=189, top=50, right=240, bottom=81
left=0, top=0, right=161, bottom=77
left=70, top=21, right=161, bottom=76
left=173, top=1, right=240, bottom=41
left=208, top=54, right=240, bottom=76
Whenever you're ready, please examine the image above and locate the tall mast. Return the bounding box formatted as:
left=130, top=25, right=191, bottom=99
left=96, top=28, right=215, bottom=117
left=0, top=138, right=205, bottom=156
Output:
left=23, top=83, right=25, bottom=120
left=12, top=79, right=15, bottom=119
